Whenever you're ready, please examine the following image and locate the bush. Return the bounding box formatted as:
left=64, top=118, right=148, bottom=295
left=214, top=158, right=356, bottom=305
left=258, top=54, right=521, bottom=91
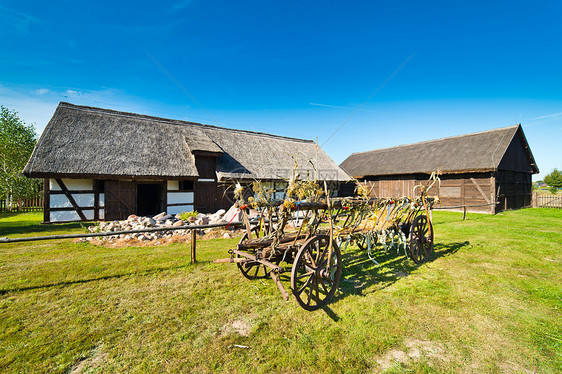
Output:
left=544, top=169, right=562, bottom=189
left=180, top=210, right=198, bottom=221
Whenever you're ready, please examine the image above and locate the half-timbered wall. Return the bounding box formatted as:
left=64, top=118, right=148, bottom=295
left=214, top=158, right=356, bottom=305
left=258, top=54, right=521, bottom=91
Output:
left=45, top=177, right=198, bottom=222
left=47, top=178, right=101, bottom=222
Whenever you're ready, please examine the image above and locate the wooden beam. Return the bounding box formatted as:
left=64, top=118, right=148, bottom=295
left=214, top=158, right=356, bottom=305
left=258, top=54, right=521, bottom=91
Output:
left=49, top=190, right=97, bottom=195
left=191, top=229, right=197, bottom=263
left=55, top=179, right=87, bottom=221
left=213, top=257, right=247, bottom=264
left=270, top=271, right=290, bottom=301
left=490, top=173, right=496, bottom=214
left=43, top=178, right=50, bottom=223
left=231, top=250, right=284, bottom=272
left=162, top=181, right=167, bottom=213
left=470, top=178, right=491, bottom=205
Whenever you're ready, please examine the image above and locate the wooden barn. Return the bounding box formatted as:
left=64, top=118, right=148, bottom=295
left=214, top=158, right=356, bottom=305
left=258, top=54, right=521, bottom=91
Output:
left=23, top=102, right=349, bottom=222
left=340, top=125, right=539, bottom=213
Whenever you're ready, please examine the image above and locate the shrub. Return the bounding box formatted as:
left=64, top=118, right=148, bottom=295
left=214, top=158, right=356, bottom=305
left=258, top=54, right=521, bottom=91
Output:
left=180, top=210, right=198, bottom=220
left=544, top=169, right=562, bottom=189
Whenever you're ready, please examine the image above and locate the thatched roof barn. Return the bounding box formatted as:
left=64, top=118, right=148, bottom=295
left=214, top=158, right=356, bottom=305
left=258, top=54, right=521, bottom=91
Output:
left=24, top=102, right=349, bottom=222
left=340, top=125, right=538, bottom=213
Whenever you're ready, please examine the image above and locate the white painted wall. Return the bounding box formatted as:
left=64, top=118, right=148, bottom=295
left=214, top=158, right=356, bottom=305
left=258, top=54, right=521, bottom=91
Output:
left=50, top=193, right=95, bottom=208
left=49, top=178, right=94, bottom=191
left=167, top=192, right=194, bottom=205
left=50, top=209, right=95, bottom=222
left=167, top=204, right=195, bottom=215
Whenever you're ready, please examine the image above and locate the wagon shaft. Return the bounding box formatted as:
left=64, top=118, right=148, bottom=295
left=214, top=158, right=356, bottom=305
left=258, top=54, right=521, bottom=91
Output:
left=231, top=249, right=284, bottom=273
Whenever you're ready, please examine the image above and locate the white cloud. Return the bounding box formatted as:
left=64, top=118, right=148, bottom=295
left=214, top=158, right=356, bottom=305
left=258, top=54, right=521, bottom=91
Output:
left=34, top=88, right=50, bottom=95
left=64, top=89, right=84, bottom=98
left=532, top=111, right=562, bottom=121
left=0, top=84, right=200, bottom=134
left=0, top=85, right=57, bottom=133
left=0, top=85, right=127, bottom=133
left=0, top=5, right=40, bottom=36
left=309, top=102, right=387, bottom=114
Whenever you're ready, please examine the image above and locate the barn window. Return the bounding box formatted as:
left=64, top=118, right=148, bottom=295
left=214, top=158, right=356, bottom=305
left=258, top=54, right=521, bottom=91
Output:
left=180, top=180, right=194, bottom=191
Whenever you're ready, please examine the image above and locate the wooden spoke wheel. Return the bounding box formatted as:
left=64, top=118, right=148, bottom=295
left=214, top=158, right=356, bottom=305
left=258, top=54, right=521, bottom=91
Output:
left=236, top=230, right=269, bottom=280
left=354, top=235, right=367, bottom=250
left=408, top=215, right=433, bottom=264
left=291, top=235, right=342, bottom=311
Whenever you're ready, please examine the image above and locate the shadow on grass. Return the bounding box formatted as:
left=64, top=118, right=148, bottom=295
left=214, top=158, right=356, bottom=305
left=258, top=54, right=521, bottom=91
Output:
left=321, top=305, right=341, bottom=322
left=331, top=240, right=470, bottom=306
left=272, top=240, right=470, bottom=319
left=0, top=221, right=83, bottom=237
left=0, top=264, right=191, bottom=296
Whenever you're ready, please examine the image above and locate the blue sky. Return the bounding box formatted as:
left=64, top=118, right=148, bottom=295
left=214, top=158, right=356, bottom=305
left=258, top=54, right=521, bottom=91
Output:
left=1, top=0, right=561, bottom=179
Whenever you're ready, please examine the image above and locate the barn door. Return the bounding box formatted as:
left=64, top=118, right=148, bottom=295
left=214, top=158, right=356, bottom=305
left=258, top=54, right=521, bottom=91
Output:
left=194, top=155, right=218, bottom=213
left=105, top=181, right=137, bottom=220
left=195, top=181, right=217, bottom=213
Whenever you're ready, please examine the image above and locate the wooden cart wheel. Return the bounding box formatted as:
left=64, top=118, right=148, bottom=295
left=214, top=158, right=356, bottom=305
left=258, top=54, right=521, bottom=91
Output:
left=236, top=230, right=269, bottom=279
left=355, top=235, right=367, bottom=250
left=291, top=235, right=342, bottom=311
left=408, top=215, right=433, bottom=264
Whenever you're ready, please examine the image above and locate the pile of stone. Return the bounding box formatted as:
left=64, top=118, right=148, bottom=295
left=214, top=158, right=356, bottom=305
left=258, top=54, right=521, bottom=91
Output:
left=85, top=209, right=231, bottom=243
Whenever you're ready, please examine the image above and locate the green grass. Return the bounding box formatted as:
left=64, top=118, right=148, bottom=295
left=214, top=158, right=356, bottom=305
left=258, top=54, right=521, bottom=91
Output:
left=0, top=209, right=561, bottom=373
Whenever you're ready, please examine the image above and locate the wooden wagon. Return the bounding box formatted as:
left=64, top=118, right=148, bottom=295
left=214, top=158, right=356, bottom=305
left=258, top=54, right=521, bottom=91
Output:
left=215, top=179, right=438, bottom=311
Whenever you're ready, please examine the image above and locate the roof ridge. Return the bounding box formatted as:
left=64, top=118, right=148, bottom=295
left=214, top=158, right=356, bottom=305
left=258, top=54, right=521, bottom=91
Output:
left=58, top=102, right=315, bottom=144
left=349, top=124, right=519, bottom=156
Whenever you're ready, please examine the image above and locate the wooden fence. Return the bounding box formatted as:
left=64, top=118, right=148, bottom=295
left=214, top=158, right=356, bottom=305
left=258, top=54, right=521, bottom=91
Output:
left=533, top=192, right=562, bottom=209
left=0, top=196, right=44, bottom=213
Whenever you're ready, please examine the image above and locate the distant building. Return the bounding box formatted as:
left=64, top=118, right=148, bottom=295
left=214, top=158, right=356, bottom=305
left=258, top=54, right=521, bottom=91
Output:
left=24, top=103, right=349, bottom=222
left=340, top=125, right=539, bottom=213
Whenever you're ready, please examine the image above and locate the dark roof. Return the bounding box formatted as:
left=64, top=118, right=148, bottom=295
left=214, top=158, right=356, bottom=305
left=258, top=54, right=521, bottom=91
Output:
left=340, top=125, right=539, bottom=178
left=24, top=102, right=349, bottom=181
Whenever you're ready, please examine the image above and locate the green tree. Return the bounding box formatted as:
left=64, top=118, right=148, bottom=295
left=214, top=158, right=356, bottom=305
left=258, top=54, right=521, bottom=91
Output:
left=544, top=169, right=562, bottom=193
left=0, top=106, right=40, bottom=210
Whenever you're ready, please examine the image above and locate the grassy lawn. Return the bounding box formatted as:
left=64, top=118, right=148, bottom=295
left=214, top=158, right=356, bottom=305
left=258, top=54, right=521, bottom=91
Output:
left=0, top=209, right=560, bottom=373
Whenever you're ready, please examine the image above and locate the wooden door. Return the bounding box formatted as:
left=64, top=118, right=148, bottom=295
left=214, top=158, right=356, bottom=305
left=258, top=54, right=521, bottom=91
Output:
left=105, top=181, right=136, bottom=220
left=195, top=181, right=217, bottom=213
left=194, top=155, right=218, bottom=213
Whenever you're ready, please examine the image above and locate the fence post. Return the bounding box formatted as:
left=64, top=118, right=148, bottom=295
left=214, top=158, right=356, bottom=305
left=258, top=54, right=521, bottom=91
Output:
left=462, top=206, right=467, bottom=220
left=191, top=229, right=197, bottom=263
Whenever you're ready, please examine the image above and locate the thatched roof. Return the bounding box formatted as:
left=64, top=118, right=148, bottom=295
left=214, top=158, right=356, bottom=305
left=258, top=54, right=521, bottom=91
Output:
left=340, top=125, right=538, bottom=178
left=24, top=102, right=349, bottom=181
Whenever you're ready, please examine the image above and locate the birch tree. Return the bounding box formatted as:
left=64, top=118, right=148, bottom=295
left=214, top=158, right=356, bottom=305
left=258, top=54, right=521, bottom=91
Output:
left=0, top=106, right=39, bottom=209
